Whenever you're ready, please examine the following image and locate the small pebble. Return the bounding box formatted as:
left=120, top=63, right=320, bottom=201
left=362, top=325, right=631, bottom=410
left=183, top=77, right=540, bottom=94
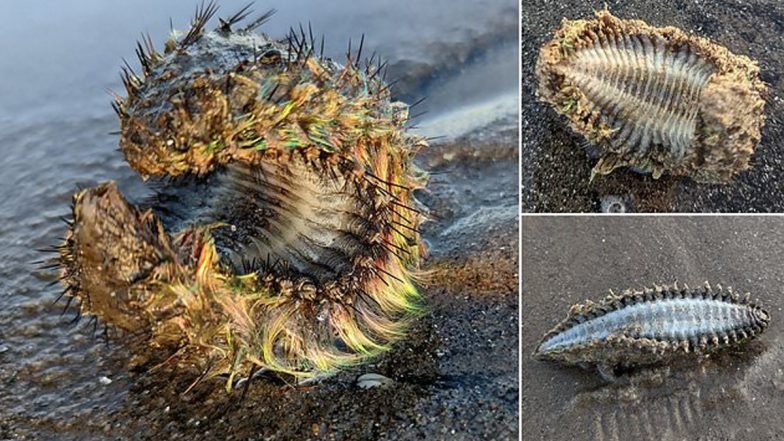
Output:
left=99, top=376, right=112, bottom=385
left=356, top=373, right=394, bottom=389
left=600, top=195, right=630, bottom=213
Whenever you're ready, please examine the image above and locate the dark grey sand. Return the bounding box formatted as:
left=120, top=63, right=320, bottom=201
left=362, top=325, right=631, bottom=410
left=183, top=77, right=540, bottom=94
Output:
left=522, top=217, right=784, bottom=440
left=0, top=1, right=518, bottom=439
left=522, top=0, right=784, bottom=212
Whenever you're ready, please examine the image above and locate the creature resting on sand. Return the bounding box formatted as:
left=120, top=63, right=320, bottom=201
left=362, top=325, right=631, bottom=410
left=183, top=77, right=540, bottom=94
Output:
left=53, top=2, right=428, bottom=391
left=536, top=9, right=766, bottom=183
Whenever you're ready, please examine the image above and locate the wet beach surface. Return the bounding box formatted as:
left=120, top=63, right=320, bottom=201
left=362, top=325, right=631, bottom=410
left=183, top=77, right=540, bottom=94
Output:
left=0, top=1, right=518, bottom=439
left=522, top=0, right=784, bottom=212
left=522, top=217, right=784, bottom=440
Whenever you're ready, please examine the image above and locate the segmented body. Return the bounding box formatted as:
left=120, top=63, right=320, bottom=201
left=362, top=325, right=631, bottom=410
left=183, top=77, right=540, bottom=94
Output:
left=536, top=10, right=766, bottom=182
left=567, top=34, right=714, bottom=160
left=55, top=3, right=427, bottom=387
left=534, top=283, right=770, bottom=370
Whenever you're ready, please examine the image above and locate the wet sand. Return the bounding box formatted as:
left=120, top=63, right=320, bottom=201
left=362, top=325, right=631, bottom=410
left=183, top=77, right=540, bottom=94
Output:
left=522, top=217, right=784, bottom=440
left=522, top=0, right=784, bottom=212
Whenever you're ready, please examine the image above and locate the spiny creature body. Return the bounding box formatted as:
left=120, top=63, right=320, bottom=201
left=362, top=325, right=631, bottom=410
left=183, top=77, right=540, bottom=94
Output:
left=533, top=283, right=770, bottom=377
left=54, top=2, right=428, bottom=390
left=536, top=10, right=767, bottom=183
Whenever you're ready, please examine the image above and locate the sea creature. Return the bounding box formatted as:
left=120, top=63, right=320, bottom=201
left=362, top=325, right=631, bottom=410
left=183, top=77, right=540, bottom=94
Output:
left=533, top=283, right=770, bottom=377
left=536, top=10, right=767, bottom=183
left=52, top=2, right=428, bottom=390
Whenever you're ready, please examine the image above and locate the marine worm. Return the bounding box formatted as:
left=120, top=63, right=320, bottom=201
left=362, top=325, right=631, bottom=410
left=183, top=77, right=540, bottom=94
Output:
left=536, top=10, right=767, bottom=183
left=534, top=283, right=770, bottom=376
left=52, top=2, right=427, bottom=388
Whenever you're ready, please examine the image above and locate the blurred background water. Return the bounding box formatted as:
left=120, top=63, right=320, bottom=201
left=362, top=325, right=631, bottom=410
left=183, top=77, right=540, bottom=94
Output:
left=0, top=0, right=517, bottom=127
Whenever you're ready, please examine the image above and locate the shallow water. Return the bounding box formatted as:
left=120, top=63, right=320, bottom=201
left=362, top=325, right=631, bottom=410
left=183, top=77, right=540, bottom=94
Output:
left=522, top=217, right=784, bottom=441
left=0, top=1, right=518, bottom=439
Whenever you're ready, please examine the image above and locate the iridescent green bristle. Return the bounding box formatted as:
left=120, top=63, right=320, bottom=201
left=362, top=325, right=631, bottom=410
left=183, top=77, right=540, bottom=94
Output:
left=57, top=2, right=428, bottom=389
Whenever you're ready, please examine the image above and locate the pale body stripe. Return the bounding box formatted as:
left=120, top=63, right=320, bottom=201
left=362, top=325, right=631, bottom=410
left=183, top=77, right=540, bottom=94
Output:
left=540, top=298, right=755, bottom=352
